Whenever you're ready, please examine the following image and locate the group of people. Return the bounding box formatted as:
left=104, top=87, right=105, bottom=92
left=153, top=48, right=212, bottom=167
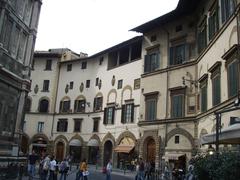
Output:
left=28, top=150, right=71, bottom=180
left=135, top=158, right=155, bottom=180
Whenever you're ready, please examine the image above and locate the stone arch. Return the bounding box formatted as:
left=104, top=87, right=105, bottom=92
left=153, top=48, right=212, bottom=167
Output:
left=199, top=128, right=208, bottom=138
left=54, top=135, right=68, bottom=160
left=89, top=134, right=101, bottom=143
left=116, top=130, right=136, bottom=145
left=229, top=25, right=237, bottom=48
left=30, top=133, right=49, bottom=144
left=54, top=135, right=68, bottom=145
left=166, top=128, right=195, bottom=148
left=107, top=89, right=117, bottom=103
left=95, top=92, right=103, bottom=98
left=101, top=132, right=115, bottom=146
left=69, top=134, right=84, bottom=145
left=61, top=96, right=71, bottom=101
left=75, top=95, right=86, bottom=100
left=121, top=85, right=133, bottom=105
left=139, top=130, right=160, bottom=167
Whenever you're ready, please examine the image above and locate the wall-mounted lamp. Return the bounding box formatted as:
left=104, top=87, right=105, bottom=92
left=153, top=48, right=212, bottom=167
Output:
left=86, top=102, right=91, bottom=107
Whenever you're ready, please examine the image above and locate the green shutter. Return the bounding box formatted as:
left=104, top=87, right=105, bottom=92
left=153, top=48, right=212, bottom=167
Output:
left=156, top=53, right=160, bottom=69
left=121, top=105, right=125, bottom=124
left=144, top=55, right=150, bottom=73
left=103, top=108, right=107, bottom=124
left=131, top=104, right=134, bottom=123
left=112, top=107, right=115, bottom=124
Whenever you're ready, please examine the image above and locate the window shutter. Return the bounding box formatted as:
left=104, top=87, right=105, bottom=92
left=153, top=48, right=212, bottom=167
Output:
left=59, top=101, right=63, bottom=112
left=64, top=121, right=68, bottom=132
left=103, top=108, right=107, bottom=124
left=144, top=55, right=150, bottom=73
left=93, top=98, right=96, bottom=111
left=57, top=121, right=60, bottom=131
left=112, top=107, right=115, bottom=124
left=131, top=103, right=134, bottom=123
left=99, top=97, right=103, bottom=110
left=156, top=53, right=160, bottom=69
left=169, top=47, right=174, bottom=65
left=121, top=105, right=125, bottom=124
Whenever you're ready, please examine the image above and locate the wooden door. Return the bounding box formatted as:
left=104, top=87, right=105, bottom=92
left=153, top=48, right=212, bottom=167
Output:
left=56, top=142, right=64, bottom=161
left=103, top=141, right=112, bottom=166
left=147, top=138, right=156, bottom=163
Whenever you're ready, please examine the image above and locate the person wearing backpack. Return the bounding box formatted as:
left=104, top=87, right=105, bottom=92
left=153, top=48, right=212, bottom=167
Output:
left=59, top=158, right=69, bottom=180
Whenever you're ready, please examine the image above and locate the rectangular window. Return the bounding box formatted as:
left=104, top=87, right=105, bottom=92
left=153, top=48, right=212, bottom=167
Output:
left=121, top=103, right=134, bottom=124
left=17, top=32, right=27, bottom=63
left=93, top=118, right=99, bottom=132
left=74, top=99, right=85, bottom=113
left=118, top=80, right=123, bottom=89
left=228, top=60, right=239, bottom=97
left=172, top=95, right=184, bottom=118
left=95, top=78, right=99, bottom=86
left=134, top=78, right=141, bottom=90
left=93, top=97, right=103, bottom=111
left=170, top=43, right=188, bottom=65
left=42, top=80, right=49, bottom=92
left=0, top=17, right=13, bottom=51
left=145, top=93, right=158, bottom=121
left=171, top=88, right=185, bottom=118
left=10, top=26, right=20, bottom=58
left=60, top=100, right=71, bottom=113
left=103, top=106, right=115, bottom=125
left=57, top=119, right=68, bottom=132
left=37, top=122, right=44, bottom=133
left=45, top=59, right=52, bottom=70
left=144, top=52, right=160, bottom=73
left=221, top=0, right=235, bottom=23
left=70, top=81, right=74, bottom=89
left=175, top=136, right=180, bottom=144
left=208, top=4, right=219, bottom=40
left=212, top=75, right=221, bottom=106
left=200, top=79, right=208, bottom=112
left=67, top=64, right=72, bottom=71
left=74, top=119, right=82, bottom=132
left=198, top=19, right=207, bottom=53
left=82, top=62, right=87, bottom=69
left=86, top=80, right=90, bottom=88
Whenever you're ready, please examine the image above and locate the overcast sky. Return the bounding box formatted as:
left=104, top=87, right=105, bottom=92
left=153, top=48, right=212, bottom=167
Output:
left=35, top=0, right=179, bottom=56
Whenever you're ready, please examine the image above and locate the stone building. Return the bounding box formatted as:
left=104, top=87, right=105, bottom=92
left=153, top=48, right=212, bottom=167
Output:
left=131, top=0, right=240, bottom=170
left=24, top=0, right=240, bottom=171
left=0, top=0, right=42, bottom=157
left=24, top=37, right=143, bottom=168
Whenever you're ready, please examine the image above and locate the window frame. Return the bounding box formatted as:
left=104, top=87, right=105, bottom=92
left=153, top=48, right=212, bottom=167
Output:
left=199, top=75, right=208, bottom=112
left=82, top=61, right=87, bottom=69
left=37, top=122, right=44, bottom=133
left=170, top=87, right=186, bottom=118
left=45, top=59, right=52, bottom=70
left=57, top=119, right=68, bottom=132
left=103, top=105, right=115, bottom=125
left=74, top=99, right=86, bottom=113
left=93, top=118, right=100, bottom=132
left=144, top=92, right=158, bottom=121
left=117, top=79, right=123, bottom=89
left=67, top=64, right=72, bottom=71
left=39, top=99, right=49, bottom=113
left=121, top=102, right=134, bottom=124
left=93, top=96, right=103, bottom=112
left=42, top=80, right=50, bottom=92
left=73, top=118, right=82, bottom=132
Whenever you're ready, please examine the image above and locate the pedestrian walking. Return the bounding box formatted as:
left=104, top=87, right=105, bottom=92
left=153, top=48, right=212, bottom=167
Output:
left=137, top=158, right=144, bottom=180
left=48, top=155, right=57, bottom=180
left=59, top=158, right=69, bottom=180
left=80, top=158, right=89, bottom=180
left=41, top=155, right=50, bottom=180
left=28, top=150, right=39, bottom=178
left=106, top=159, right=112, bottom=180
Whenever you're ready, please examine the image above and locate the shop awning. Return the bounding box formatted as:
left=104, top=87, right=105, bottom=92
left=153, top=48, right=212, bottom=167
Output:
left=114, top=145, right=134, bottom=153
left=162, top=153, right=185, bottom=160
left=69, top=139, right=81, bottom=146
left=200, top=123, right=240, bottom=145
left=87, top=139, right=99, bottom=147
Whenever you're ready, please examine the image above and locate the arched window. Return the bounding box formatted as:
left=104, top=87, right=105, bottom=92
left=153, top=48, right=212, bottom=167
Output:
left=25, top=97, right=32, bottom=112
left=39, top=99, right=49, bottom=112
left=59, top=97, right=71, bottom=113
